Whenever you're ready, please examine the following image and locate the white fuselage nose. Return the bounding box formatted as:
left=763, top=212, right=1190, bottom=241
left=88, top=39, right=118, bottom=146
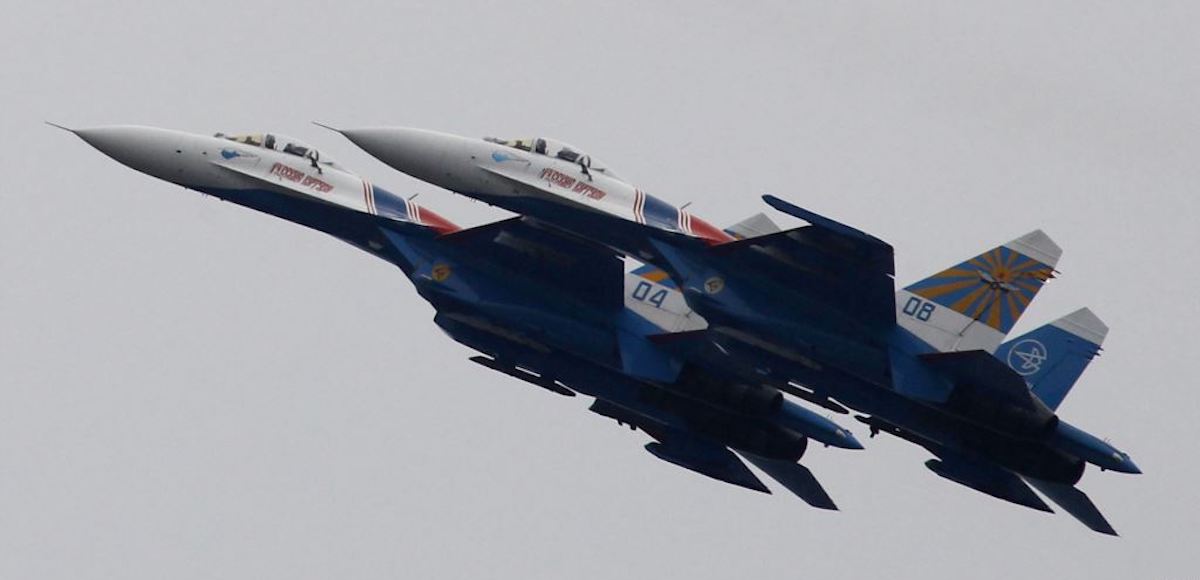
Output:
left=337, top=126, right=735, bottom=246
left=75, top=126, right=194, bottom=184
left=337, top=127, right=488, bottom=194
left=73, top=125, right=271, bottom=191
left=71, top=125, right=405, bottom=224
left=69, top=124, right=462, bottom=247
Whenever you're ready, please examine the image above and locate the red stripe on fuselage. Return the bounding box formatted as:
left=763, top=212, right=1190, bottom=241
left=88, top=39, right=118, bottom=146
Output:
left=417, top=206, right=461, bottom=234
left=687, top=214, right=735, bottom=245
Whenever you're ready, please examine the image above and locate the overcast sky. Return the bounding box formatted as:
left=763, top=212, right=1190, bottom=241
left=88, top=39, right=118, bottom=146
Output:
left=3, top=1, right=1197, bottom=578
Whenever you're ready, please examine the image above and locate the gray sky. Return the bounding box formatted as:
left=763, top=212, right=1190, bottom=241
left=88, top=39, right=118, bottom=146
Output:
left=3, top=1, right=1197, bottom=577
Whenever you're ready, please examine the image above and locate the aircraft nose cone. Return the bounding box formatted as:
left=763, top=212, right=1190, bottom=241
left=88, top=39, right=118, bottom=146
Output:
left=337, top=127, right=457, bottom=185
left=73, top=125, right=186, bottom=182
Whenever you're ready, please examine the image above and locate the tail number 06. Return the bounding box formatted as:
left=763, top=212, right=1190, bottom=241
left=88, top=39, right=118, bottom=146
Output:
left=902, top=296, right=936, bottom=321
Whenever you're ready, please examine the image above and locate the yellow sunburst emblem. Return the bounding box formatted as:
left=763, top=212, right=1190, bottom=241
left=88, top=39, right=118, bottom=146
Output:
left=431, top=263, right=452, bottom=282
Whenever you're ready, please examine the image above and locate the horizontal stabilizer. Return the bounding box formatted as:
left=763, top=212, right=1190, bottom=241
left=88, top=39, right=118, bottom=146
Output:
left=644, top=438, right=769, bottom=493
left=1025, top=478, right=1118, bottom=536
left=925, top=457, right=1051, bottom=512
left=740, top=452, right=837, bottom=510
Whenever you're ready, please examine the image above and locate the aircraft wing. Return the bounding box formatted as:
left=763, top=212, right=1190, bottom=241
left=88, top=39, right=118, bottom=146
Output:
left=707, top=195, right=896, bottom=327
left=435, top=216, right=625, bottom=310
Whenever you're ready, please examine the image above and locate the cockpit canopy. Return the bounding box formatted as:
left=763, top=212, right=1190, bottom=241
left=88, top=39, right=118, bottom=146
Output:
left=484, top=136, right=620, bottom=180
left=215, top=132, right=345, bottom=171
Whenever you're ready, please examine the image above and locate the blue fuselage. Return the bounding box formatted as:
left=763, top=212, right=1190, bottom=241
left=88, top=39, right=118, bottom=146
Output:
left=462, top=191, right=1093, bottom=484
left=203, top=186, right=846, bottom=462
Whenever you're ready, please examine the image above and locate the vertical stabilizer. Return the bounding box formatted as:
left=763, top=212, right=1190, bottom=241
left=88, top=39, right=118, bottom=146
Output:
left=897, top=230, right=1061, bottom=353
left=999, top=308, right=1107, bottom=411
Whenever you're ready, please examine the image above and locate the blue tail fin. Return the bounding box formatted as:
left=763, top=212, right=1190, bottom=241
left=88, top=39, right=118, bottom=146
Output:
left=998, top=308, right=1107, bottom=411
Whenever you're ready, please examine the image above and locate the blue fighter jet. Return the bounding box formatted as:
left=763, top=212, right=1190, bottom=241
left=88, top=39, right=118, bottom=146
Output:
left=339, top=126, right=1140, bottom=535
left=61, top=124, right=863, bottom=509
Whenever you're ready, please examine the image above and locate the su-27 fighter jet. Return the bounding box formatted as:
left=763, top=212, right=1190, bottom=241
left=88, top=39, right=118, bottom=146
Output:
left=336, top=125, right=1140, bottom=535
left=58, top=124, right=865, bottom=509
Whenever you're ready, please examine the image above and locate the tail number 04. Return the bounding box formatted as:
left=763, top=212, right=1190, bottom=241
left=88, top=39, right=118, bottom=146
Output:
left=632, top=281, right=668, bottom=308
left=902, top=296, right=936, bottom=321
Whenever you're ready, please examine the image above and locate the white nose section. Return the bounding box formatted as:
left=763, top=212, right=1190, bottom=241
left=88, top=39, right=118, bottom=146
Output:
left=74, top=125, right=186, bottom=183
left=338, top=127, right=454, bottom=184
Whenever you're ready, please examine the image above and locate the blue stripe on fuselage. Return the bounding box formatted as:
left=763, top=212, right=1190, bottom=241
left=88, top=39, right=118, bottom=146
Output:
left=370, top=184, right=411, bottom=221
left=643, top=193, right=680, bottom=232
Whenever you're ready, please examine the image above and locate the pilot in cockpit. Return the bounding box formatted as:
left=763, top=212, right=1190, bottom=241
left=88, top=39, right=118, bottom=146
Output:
left=484, top=136, right=619, bottom=181
left=215, top=132, right=341, bottom=174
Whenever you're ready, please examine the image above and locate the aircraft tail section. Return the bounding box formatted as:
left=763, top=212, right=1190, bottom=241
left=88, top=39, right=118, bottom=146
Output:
left=897, top=230, right=1061, bottom=354
left=999, top=308, right=1107, bottom=411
